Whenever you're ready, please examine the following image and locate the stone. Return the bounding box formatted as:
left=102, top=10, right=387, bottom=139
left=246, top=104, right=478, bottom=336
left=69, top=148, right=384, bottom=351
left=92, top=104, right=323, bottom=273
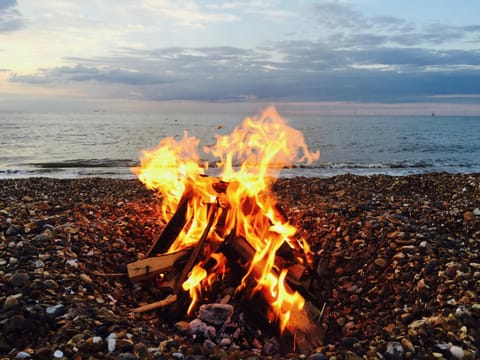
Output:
left=16, top=352, right=31, bottom=359
left=450, top=346, right=465, bottom=360
left=385, top=341, right=404, bottom=360
left=10, top=272, right=29, bottom=287
left=198, top=303, right=234, bottom=326
left=35, top=346, right=53, bottom=360
left=175, top=320, right=190, bottom=333
left=307, top=353, right=327, bottom=360
left=3, top=293, right=22, bottom=310
left=117, top=353, right=138, bottom=360
left=79, top=273, right=93, bottom=284
left=46, top=304, right=65, bottom=317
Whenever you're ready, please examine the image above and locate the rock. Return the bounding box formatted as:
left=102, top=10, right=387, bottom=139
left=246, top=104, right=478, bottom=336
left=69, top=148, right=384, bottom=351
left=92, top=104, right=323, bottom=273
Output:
left=463, top=212, right=474, bottom=221
left=53, top=350, right=64, bottom=359
left=307, top=353, right=327, bottom=360
left=6, top=224, right=23, bottom=235
left=46, top=304, right=65, bottom=317
left=172, top=352, right=185, bottom=360
left=450, top=345, right=465, bottom=360
left=117, top=353, right=138, bottom=360
left=3, top=293, right=22, bottom=310
left=35, top=346, right=53, bottom=360
left=473, top=208, right=480, bottom=216
left=133, top=343, right=149, bottom=360
left=107, top=332, right=117, bottom=353
left=16, top=352, right=31, bottom=359
left=198, top=303, right=234, bottom=326
left=385, top=341, right=404, bottom=360
left=79, top=273, right=93, bottom=284
left=175, top=320, right=190, bottom=333
left=219, top=337, right=231, bottom=347
left=10, top=272, right=29, bottom=287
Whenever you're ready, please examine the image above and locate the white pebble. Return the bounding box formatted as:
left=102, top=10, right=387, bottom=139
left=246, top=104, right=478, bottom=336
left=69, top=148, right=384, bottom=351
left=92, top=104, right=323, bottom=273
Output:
left=450, top=345, right=464, bottom=360
left=53, top=350, right=64, bottom=359
left=473, top=208, right=480, bottom=216
left=16, top=352, right=30, bottom=359
left=107, top=332, right=116, bottom=352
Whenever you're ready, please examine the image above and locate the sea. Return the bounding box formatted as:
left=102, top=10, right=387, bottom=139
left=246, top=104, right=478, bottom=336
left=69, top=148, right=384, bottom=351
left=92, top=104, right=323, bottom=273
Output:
left=1, top=110, right=479, bottom=179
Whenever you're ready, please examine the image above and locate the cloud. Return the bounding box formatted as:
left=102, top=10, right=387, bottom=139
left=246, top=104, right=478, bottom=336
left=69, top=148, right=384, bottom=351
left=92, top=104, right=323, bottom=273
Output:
left=9, top=42, right=480, bottom=104
left=5, top=1, right=480, bottom=105
left=0, top=0, right=24, bottom=32
left=309, top=1, right=480, bottom=49
left=9, top=64, right=174, bottom=85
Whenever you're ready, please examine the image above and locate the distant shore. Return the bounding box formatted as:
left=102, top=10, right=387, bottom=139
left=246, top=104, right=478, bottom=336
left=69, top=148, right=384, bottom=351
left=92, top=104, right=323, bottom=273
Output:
left=1, top=174, right=479, bottom=359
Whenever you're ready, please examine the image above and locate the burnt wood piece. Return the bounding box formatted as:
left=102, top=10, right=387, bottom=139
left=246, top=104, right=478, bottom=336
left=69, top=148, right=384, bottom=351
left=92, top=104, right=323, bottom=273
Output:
left=221, top=235, right=324, bottom=353
left=173, top=202, right=219, bottom=294
left=147, top=188, right=193, bottom=257
left=127, top=250, right=191, bottom=283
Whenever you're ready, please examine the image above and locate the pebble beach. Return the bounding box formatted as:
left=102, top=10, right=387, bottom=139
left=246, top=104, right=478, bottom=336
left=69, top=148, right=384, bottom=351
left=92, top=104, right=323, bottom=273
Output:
left=1, top=174, right=479, bottom=360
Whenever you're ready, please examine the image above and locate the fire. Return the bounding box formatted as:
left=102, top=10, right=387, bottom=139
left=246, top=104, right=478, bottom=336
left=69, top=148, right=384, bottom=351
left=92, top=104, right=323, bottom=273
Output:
left=133, top=106, right=319, bottom=332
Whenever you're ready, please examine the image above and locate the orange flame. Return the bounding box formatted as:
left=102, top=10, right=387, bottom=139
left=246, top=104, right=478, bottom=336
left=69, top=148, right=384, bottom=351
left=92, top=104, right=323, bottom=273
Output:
left=133, top=106, right=319, bottom=331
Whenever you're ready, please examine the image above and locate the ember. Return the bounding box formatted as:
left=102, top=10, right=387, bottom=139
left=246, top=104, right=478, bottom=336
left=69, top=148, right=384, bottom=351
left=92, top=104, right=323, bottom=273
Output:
left=129, top=106, right=322, bottom=352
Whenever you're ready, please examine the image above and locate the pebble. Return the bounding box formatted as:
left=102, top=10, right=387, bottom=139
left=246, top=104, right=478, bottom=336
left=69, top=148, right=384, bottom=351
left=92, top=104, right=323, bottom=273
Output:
left=10, top=272, right=29, bottom=287
left=198, top=303, right=234, bottom=326
left=80, top=273, right=93, bottom=284
left=450, top=345, right=465, bottom=359
left=16, top=352, right=31, bottom=359
left=117, top=353, right=138, bottom=360
left=3, top=293, right=22, bottom=310
left=385, top=341, right=404, bottom=360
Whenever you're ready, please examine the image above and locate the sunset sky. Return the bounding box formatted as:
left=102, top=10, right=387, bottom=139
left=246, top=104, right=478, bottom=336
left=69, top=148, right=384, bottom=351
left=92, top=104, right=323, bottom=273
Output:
left=1, top=0, right=480, bottom=114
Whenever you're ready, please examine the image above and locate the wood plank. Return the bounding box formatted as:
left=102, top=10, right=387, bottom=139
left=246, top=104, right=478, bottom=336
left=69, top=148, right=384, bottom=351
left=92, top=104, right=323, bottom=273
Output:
left=127, top=250, right=190, bottom=283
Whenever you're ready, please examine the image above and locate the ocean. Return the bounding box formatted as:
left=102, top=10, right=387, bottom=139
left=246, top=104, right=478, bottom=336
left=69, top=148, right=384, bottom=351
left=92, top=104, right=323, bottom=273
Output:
left=1, top=110, right=479, bottom=179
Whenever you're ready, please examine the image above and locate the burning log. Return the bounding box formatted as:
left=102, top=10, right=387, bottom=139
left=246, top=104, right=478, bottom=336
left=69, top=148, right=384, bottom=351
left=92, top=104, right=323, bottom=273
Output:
left=146, top=188, right=193, bottom=257
left=173, top=202, right=219, bottom=294
left=221, top=235, right=324, bottom=353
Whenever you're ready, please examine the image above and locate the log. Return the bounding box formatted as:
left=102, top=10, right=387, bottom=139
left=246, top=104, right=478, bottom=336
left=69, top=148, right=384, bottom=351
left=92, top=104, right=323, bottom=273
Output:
left=147, top=188, right=193, bottom=257
left=131, top=294, right=178, bottom=313
left=127, top=250, right=190, bottom=283
left=221, top=235, right=324, bottom=353
left=173, top=202, right=218, bottom=294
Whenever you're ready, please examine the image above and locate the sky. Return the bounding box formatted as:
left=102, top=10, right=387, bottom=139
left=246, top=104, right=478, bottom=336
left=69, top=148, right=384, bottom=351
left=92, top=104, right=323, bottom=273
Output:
left=1, top=0, right=480, bottom=114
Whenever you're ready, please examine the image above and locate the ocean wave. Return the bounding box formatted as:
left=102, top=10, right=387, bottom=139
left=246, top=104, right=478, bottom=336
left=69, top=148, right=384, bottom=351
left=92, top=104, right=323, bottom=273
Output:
left=30, top=159, right=138, bottom=169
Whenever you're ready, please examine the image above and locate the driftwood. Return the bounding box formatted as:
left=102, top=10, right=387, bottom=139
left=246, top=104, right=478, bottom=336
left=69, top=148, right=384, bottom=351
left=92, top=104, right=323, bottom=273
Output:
left=127, top=250, right=190, bottom=283
left=131, top=294, right=178, bottom=313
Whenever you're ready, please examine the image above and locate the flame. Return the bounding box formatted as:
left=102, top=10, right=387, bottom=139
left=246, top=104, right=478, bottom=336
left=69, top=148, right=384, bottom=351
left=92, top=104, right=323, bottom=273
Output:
left=133, top=106, right=319, bottom=331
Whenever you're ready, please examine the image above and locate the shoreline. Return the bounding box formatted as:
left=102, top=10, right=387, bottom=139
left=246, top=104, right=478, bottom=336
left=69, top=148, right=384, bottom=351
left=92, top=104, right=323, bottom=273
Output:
left=1, top=173, right=479, bottom=359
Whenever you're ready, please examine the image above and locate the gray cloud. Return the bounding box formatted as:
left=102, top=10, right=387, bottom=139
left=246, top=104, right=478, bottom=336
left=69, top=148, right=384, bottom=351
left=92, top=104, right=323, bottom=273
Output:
left=10, top=43, right=480, bottom=104
left=310, top=1, right=480, bottom=48
left=7, top=1, right=480, bottom=104
left=0, top=0, right=24, bottom=32
left=9, top=65, right=174, bottom=85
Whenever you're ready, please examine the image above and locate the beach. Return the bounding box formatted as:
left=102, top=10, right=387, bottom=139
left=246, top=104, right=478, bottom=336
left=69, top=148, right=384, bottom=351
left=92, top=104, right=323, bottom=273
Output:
left=1, top=174, right=479, bottom=359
